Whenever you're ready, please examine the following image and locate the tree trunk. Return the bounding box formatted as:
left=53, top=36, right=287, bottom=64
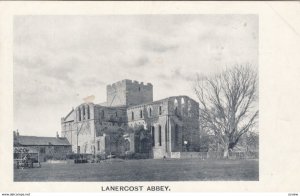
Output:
left=223, top=148, right=229, bottom=159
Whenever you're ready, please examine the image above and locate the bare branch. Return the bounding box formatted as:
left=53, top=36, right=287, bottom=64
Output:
left=194, top=65, right=258, bottom=154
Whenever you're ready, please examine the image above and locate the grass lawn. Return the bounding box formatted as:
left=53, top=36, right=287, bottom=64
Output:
left=14, top=158, right=258, bottom=181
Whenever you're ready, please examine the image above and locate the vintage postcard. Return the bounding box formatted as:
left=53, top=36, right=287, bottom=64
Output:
left=0, top=1, right=299, bottom=193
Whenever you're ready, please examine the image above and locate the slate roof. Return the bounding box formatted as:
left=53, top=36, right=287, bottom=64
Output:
left=15, top=136, right=71, bottom=146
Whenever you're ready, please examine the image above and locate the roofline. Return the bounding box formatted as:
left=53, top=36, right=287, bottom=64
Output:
left=16, top=144, right=72, bottom=146
left=94, top=104, right=128, bottom=109
left=64, top=108, right=74, bottom=120
left=71, top=95, right=199, bottom=110
left=127, top=95, right=199, bottom=109
left=17, top=135, right=69, bottom=139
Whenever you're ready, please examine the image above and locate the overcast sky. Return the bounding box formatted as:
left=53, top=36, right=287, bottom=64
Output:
left=13, top=15, right=258, bottom=137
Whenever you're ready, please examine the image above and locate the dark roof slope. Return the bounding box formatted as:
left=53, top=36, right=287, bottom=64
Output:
left=15, top=136, right=71, bottom=146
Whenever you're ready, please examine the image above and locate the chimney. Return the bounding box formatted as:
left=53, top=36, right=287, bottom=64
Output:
left=56, top=132, right=59, bottom=138
left=13, top=130, right=19, bottom=146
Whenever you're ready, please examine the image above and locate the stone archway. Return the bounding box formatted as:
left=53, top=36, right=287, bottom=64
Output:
left=140, top=138, right=151, bottom=153
left=124, top=139, right=130, bottom=152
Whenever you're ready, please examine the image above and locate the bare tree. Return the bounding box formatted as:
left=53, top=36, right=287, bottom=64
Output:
left=194, top=65, right=258, bottom=158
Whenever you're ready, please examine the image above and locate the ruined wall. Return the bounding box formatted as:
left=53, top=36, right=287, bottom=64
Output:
left=93, top=105, right=127, bottom=124
left=93, top=105, right=128, bottom=155
left=126, top=96, right=200, bottom=158
left=61, top=80, right=200, bottom=159
left=61, top=103, right=96, bottom=154
left=106, top=79, right=153, bottom=107
left=93, top=105, right=127, bottom=138
left=95, top=136, right=106, bottom=154
left=61, top=110, right=76, bottom=151
left=127, top=98, right=170, bottom=158
left=167, top=96, right=200, bottom=153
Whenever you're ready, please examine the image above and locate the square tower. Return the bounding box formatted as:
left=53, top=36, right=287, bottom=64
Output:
left=106, top=79, right=153, bottom=107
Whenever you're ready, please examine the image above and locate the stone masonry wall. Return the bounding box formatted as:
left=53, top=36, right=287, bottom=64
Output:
left=61, top=80, right=200, bottom=159
left=127, top=98, right=170, bottom=158
left=61, top=103, right=96, bottom=154
left=106, top=79, right=153, bottom=107
left=167, top=96, right=200, bottom=153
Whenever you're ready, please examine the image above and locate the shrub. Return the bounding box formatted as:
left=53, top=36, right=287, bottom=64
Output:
left=131, top=153, right=150, bottom=159
left=96, top=153, right=106, bottom=161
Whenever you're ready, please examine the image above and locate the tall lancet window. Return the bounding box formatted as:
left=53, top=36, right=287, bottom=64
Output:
left=78, top=107, right=81, bottom=121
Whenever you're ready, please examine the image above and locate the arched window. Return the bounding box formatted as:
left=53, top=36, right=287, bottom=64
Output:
left=87, top=105, right=90, bottom=119
left=187, top=100, right=192, bottom=116
left=174, top=99, right=178, bottom=115
left=149, top=107, right=152, bottom=117
left=102, top=110, right=105, bottom=118
left=115, top=111, right=118, bottom=117
left=78, top=107, right=81, bottom=121
left=82, top=106, right=86, bottom=120
left=181, top=98, right=185, bottom=106
left=158, top=125, right=162, bottom=146
left=140, top=110, right=143, bottom=118
left=159, top=106, right=162, bottom=115
left=174, top=99, right=178, bottom=107
left=181, top=98, right=185, bottom=114
left=131, top=111, right=134, bottom=120
left=188, top=100, right=191, bottom=111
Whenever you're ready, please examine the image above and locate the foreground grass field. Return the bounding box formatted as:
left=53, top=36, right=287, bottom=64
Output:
left=14, top=158, right=258, bottom=181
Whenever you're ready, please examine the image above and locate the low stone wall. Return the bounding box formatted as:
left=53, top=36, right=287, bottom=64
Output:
left=179, top=152, right=207, bottom=159
left=173, top=151, right=259, bottom=159
left=46, top=160, right=68, bottom=164
left=170, top=152, right=180, bottom=158
left=153, top=148, right=167, bottom=159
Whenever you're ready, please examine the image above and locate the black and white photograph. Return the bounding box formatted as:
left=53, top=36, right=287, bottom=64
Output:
left=13, top=15, right=259, bottom=182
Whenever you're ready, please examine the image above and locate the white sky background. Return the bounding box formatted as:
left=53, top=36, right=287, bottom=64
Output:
left=13, top=15, right=258, bottom=137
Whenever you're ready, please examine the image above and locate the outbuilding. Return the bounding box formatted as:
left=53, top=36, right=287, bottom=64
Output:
left=14, top=131, right=72, bottom=162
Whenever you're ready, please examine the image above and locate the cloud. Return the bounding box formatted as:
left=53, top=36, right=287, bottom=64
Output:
left=81, top=77, right=106, bottom=87
left=38, top=57, right=82, bottom=86
left=13, top=15, right=258, bottom=136
left=171, top=68, right=196, bottom=82
left=155, top=68, right=196, bottom=83
left=133, top=56, right=149, bottom=67
left=157, top=73, right=168, bottom=80
left=141, top=39, right=179, bottom=53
